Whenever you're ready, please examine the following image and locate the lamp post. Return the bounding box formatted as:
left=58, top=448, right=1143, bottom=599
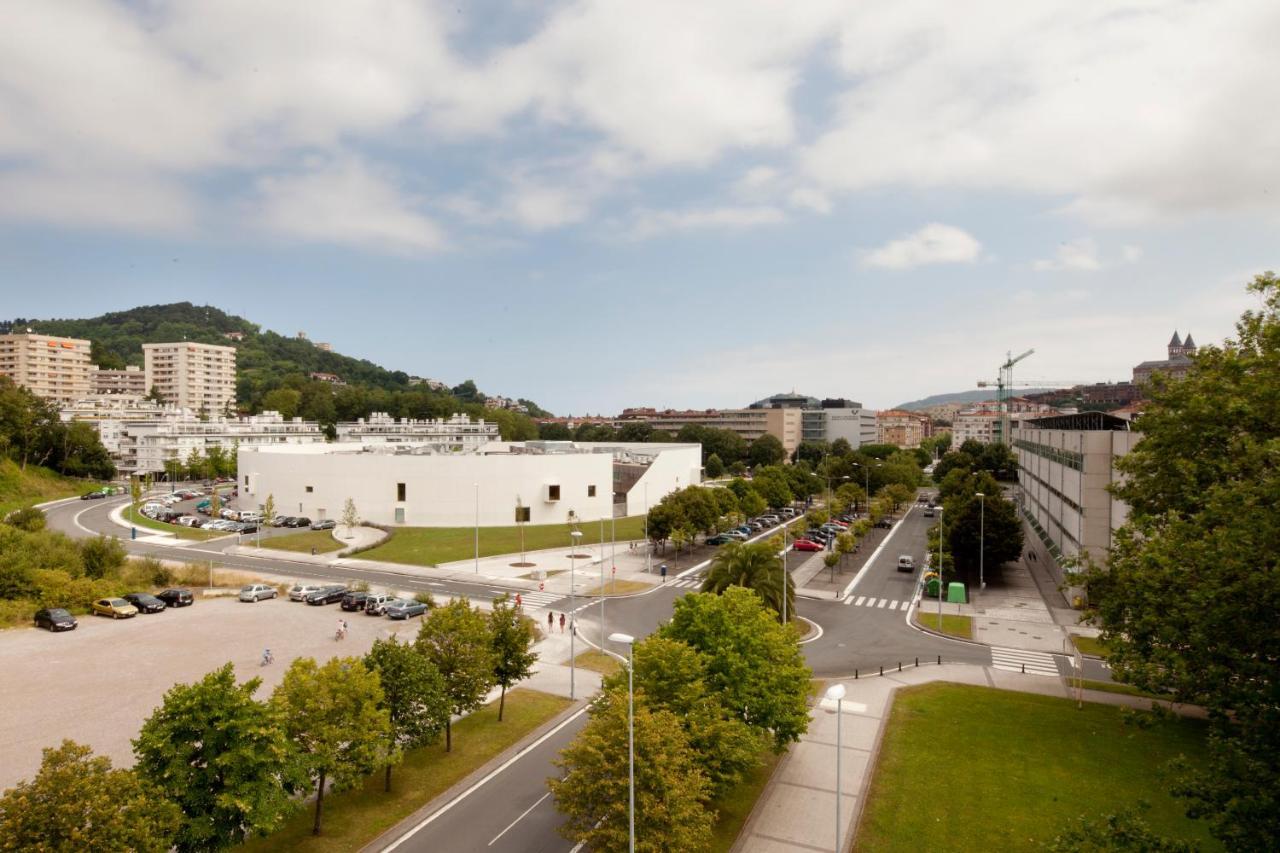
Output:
left=473, top=483, right=479, bottom=574
left=781, top=521, right=789, bottom=625
left=825, top=682, right=847, bottom=852
left=570, top=530, right=582, bottom=700
left=643, top=482, right=651, bottom=573
left=609, top=632, right=636, bottom=853
left=975, top=492, right=986, bottom=592
left=599, top=516, right=606, bottom=647
left=937, top=506, right=945, bottom=625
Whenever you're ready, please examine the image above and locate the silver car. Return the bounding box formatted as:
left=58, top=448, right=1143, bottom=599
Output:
left=289, top=583, right=322, bottom=601
left=239, top=584, right=277, bottom=602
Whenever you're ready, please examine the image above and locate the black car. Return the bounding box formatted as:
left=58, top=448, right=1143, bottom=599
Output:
left=79, top=491, right=107, bottom=500
left=34, top=608, right=77, bottom=631
left=279, top=516, right=299, bottom=527
left=289, top=517, right=312, bottom=528
left=156, top=588, right=194, bottom=607
left=340, top=591, right=372, bottom=612
left=237, top=522, right=259, bottom=534
left=805, top=529, right=831, bottom=543
left=874, top=518, right=894, bottom=529
left=305, top=584, right=349, bottom=605
left=123, top=592, right=167, bottom=614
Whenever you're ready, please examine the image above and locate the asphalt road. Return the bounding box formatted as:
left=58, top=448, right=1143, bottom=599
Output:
left=42, top=491, right=1111, bottom=850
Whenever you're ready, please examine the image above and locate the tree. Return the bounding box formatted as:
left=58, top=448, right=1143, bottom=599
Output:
left=748, top=434, right=786, bottom=468
left=880, top=483, right=915, bottom=512
left=0, top=740, right=179, bottom=852
left=830, top=437, right=854, bottom=458
left=704, top=452, right=724, bottom=479
left=415, top=599, right=495, bottom=751
left=489, top=594, right=538, bottom=721
left=701, top=541, right=792, bottom=621
left=341, top=497, right=359, bottom=536
left=262, top=493, right=276, bottom=529
left=793, top=440, right=829, bottom=468
left=738, top=487, right=767, bottom=518
left=661, top=587, right=812, bottom=750
left=80, top=534, right=125, bottom=579
left=208, top=487, right=221, bottom=520
left=946, top=491, right=1023, bottom=578
left=1046, top=807, right=1197, bottom=853
left=751, top=468, right=793, bottom=509
left=823, top=551, right=840, bottom=580
left=363, top=637, right=449, bottom=792
left=1081, top=273, right=1280, bottom=850
left=271, top=657, right=391, bottom=835
left=601, top=636, right=763, bottom=797
left=133, top=664, right=301, bottom=850
left=551, top=688, right=713, bottom=853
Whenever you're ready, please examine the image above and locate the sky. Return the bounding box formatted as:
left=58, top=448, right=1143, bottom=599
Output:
left=2, top=1, right=1278, bottom=414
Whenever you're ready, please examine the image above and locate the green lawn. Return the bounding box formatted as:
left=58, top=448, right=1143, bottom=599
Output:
left=580, top=579, right=653, bottom=596
left=1074, top=679, right=1170, bottom=701
left=362, top=516, right=648, bottom=567
left=122, top=504, right=226, bottom=541
left=1071, top=634, right=1111, bottom=658
left=856, top=683, right=1216, bottom=851
left=0, top=459, right=93, bottom=516
left=916, top=612, right=973, bottom=639
left=709, top=749, right=785, bottom=853
left=242, top=689, right=573, bottom=852
left=261, top=529, right=344, bottom=554
left=573, top=649, right=623, bottom=677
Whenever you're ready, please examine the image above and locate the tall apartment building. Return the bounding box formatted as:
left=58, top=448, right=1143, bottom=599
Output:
left=1011, top=411, right=1140, bottom=587
left=751, top=394, right=878, bottom=448
left=333, top=412, right=499, bottom=451
left=952, top=410, right=998, bottom=445
left=613, top=407, right=804, bottom=458
left=90, top=365, right=146, bottom=396
left=876, top=409, right=931, bottom=448
left=0, top=332, right=93, bottom=404
left=143, top=341, right=237, bottom=414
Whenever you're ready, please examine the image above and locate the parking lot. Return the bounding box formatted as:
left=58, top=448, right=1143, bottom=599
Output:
left=0, top=593, right=422, bottom=791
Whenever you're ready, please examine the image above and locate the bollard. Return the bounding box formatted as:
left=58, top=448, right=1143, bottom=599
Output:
left=915, top=657, right=919, bottom=667
left=1022, top=663, right=1026, bottom=674
left=879, top=665, right=883, bottom=676
left=937, top=655, right=941, bottom=665
left=898, top=662, right=902, bottom=672
left=855, top=669, right=858, bottom=679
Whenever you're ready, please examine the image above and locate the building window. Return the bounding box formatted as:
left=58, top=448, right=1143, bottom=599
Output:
left=397, top=482, right=406, bottom=501
left=394, top=507, right=405, bottom=524
left=588, top=485, right=597, bottom=497
left=244, top=475, right=249, bottom=487
left=305, top=486, right=313, bottom=493
left=547, top=484, right=561, bottom=501
left=515, top=506, right=531, bottom=523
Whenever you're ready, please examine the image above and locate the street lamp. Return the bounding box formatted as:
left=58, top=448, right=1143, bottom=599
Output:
left=609, top=632, right=636, bottom=853
left=473, top=483, right=479, bottom=574
left=643, top=482, right=651, bottom=574
left=937, top=506, right=945, bottom=625
left=781, top=521, right=789, bottom=625
left=825, top=682, right=847, bottom=852
left=570, top=530, right=583, bottom=700
left=599, top=516, right=607, bottom=647
left=975, top=492, right=986, bottom=592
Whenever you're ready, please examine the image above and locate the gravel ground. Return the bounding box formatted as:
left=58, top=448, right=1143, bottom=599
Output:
left=0, top=593, right=426, bottom=791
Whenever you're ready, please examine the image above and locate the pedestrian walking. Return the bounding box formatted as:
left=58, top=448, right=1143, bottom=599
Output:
left=559, top=612, right=565, bottom=633
left=548, top=611, right=554, bottom=632
left=515, top=593, right=522, bottom=608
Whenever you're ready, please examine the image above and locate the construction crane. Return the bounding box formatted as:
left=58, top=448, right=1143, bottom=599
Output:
left=978, top=349, right=1033, bottom=444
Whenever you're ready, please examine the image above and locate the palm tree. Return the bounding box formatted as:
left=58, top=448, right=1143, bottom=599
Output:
left=701, top=541, right=794, bottom=622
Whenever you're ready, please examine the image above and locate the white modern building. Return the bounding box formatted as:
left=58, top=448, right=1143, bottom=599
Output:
left=124, top=411, right=328, bottom=476
left=238, top=441, right=702, bottom=527
left=333, top=412, right=498, bottom=449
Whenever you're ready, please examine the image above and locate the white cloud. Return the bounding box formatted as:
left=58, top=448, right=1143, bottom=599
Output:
left=1122, top=245, right=1144, bottom=263
left=1032, top=238, right=1101, bottom=272
left=626, top=205, right=786, bottom=240
left=251, top=157, right=446, bottom=253
left=0, top=170, right=195, bottom=232
left=861, top=224, right=981, bottom=270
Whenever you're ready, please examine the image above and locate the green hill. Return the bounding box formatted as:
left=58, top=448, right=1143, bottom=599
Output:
left=0, top=459, right=92, bottom=516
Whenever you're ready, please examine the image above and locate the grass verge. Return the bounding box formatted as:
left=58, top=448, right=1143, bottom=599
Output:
left=242, top=689, right=572, bottom=852
left=260, top=529, right=344, bottom=555
left=573, top=649, right=623, bottom=677
left=856, top=683, right=1216, bottom=851
left=361, top=516, right=648, bottom=567
left=708, top=748, right=784, bottom=853
left=122, top=504, right=225, bottom=541
left=916, top=612, right=973, bottom=639
left=579, top=579, right=653, bottom=596
left=0, top=459, right=93, bottom=516
left=1071, top=634, right=1111, bottom=658
left=1074, top=678, right=1169, bottom=701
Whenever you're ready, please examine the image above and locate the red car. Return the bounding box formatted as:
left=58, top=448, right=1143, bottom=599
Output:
left=792, top=539, right=823, bottom=552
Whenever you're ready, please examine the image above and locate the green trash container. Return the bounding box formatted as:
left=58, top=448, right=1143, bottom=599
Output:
left=925, top=578, right=941, bottom=598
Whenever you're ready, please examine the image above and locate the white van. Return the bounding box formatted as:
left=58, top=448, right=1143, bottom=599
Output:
left=141, top=501, right=165, bottom=515
left=239, top=511, right=263, bottom=523
left=897, top=555, right=915, bottom=572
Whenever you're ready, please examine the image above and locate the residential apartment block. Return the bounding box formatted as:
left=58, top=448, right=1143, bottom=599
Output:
left=143, top=341, right=237, bottom=414
left=90, top=365, right=146, bottom=396
left=952, top=410, right=998, bottom=445
left=333, top=412, right=499, bottom=451
left=876, top=409, right=931, bottom=448
left=1012, top=411, right=1139, bottom=588
left=0, top=332, right=93, bottom=405
left=613, top=407, right=804, bottom=458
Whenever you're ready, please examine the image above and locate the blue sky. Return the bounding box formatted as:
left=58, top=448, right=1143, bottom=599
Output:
left=2, top=1, right=1277, bottom=414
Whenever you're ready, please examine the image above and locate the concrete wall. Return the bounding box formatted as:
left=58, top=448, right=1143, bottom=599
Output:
left=623, top=445, right=703, bottom=517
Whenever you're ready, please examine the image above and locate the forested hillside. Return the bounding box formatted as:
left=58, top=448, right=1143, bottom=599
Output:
left=3, top=303, right=545, bottom=437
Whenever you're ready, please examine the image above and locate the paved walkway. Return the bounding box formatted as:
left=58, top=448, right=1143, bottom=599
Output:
left=735, top=664, right=1206, bottom=853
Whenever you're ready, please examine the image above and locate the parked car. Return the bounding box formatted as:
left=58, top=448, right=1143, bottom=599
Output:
left=176, top=516, right=203, bottom=528
left=724, top=530, right=748, bottom=541
left=288, top=583, right=322, bottom=601
left=383, top=599, right=429, bottom=620
left=747, top=521, right=763, bottom=532
left=156, top=588, right=194, bottom=607
left=341, top=591, right=372, bottom=611
left=874, top=518, right=894, bottom=529
left=123, top=592, right=167, bottom=614
left=305, top=584, right=349, bottom=605
left=923, top=507, right=935, bottom=517
left=92, top=598, right=139, bottom=619
left=272, top=515, right=289, bottom=527
left=239, top=584, right=278, bottom=602
left=237, top=522, right=259, bottom=534
left=779, top=507, right=797, bottom=518
left=792, top=539, right=824, bottom=552
left=706, top=534, right=734, bottom=545
left=288, top=517, right=313, bottom=528
left=364, top=593, right=392, bottom=615
left=311, top=519, right=337, bottom=530
left=220, top=508, right=239, bottom=520
left=34, top=608, right=77, bottom=631
left=805, top=529, right=830, bottom=543
left=279, top=516, right=299, bottom=528
left=759, top=515, right=780, bottom=526
left=735, top=526, right=753, bottom=536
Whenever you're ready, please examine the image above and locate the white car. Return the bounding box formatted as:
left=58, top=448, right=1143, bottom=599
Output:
left=239, top=584, right=277, bottom=602
left=289, top=583, right=322, bottom=601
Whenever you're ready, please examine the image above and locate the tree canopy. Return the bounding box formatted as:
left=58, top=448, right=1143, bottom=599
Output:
left=701, top=540, right=793, bottom=622
left=415, top=598, right=495, bottom=751
left=363, top=637, right=450, bottom=792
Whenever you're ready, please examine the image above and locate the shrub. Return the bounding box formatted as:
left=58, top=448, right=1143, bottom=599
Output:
left=413, top=591, right=436, bottom=608
left=4, top=507, right=46, bottom=532
left=80, top=535, right=126, bottom=580
left=350, top=579, right=370, bottom=593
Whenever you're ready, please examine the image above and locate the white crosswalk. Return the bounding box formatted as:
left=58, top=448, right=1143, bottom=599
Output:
left=991, top=646, right=1060, bottom=677
left=666, top=577, right=703, bottom=589
left=516, top=591, right=565, bottom=609
left=843, top=594, right=911, bottom=611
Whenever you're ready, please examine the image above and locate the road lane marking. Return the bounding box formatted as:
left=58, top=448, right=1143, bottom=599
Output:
left=487, top=792, right=551, bottom=847
left=876, top=598, right=888, bottom=608
left=991, top=647, right=1059, bottom=676
left=382, top=704, right=591, bottom=851
left=854, top=596, right=866, bottom=606
left=888, top=600, right=899, bottom=610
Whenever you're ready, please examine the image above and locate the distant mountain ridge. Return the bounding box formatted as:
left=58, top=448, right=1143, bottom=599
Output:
left=894, top=388, right=1058, bottom=410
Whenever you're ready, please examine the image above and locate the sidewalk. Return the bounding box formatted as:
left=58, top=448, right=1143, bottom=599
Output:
left=735, top=664, right=1206, bottom=852
left=794, top=513, right=906, bottom=600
